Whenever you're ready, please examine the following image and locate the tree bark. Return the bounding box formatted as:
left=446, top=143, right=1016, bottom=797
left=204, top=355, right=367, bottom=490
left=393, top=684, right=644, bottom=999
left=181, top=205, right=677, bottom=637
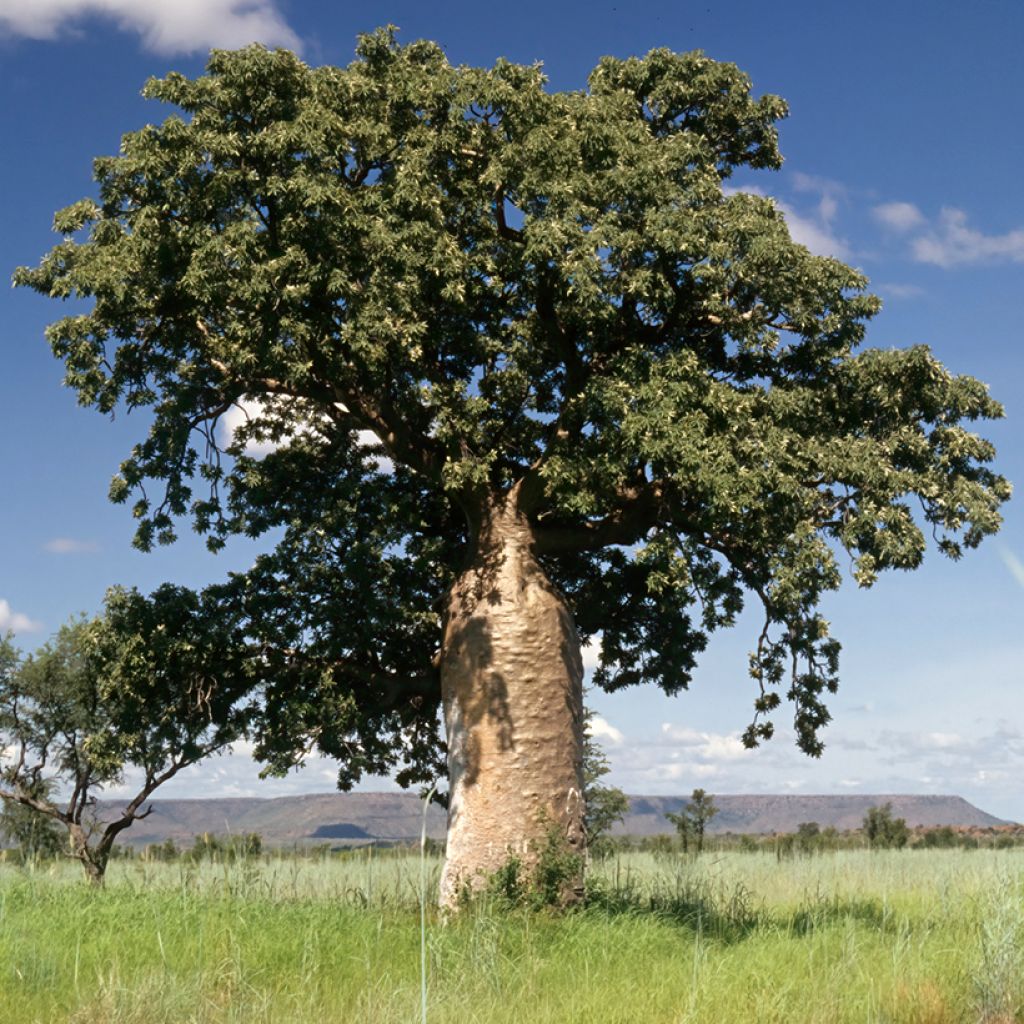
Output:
left=69, top=824, right=106, bottom=886
left=439, top=488, right=586, bottom=909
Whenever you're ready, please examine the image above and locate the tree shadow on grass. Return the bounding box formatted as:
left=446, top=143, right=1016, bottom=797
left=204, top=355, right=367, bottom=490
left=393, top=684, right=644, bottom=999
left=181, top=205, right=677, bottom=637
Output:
left=582, top=879, right=896, bottom=946
left=786, top=894, right=892, bottom=936
left=582, top=876, right=762, bottom=945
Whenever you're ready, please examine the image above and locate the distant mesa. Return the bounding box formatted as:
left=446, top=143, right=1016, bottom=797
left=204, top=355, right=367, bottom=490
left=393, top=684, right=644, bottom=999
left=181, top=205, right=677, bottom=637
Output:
left=620, top=793, right=1010, bottom=835
left=56, top=791, right=1010, bottom=850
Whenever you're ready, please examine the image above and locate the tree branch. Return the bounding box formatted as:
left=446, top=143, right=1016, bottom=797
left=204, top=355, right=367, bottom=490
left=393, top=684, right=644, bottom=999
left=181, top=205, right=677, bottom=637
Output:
left=533, top=481, right=664, bottom=554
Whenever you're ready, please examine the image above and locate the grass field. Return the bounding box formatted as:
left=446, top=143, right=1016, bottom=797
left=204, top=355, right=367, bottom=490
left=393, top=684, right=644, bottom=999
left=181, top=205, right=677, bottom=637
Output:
left=1, top=848, right=1022, bottom=1023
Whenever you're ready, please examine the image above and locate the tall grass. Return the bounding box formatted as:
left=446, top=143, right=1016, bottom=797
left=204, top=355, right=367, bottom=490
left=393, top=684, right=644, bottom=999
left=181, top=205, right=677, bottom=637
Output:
left=1, top=849, right=1021, bottom=1022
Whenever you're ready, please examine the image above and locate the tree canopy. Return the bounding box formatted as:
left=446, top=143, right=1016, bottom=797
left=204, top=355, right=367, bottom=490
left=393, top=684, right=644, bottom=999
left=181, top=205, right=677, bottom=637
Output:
left=0, top=587, right=256, bottom=880
left=15, top=29, right=1009, bottom=795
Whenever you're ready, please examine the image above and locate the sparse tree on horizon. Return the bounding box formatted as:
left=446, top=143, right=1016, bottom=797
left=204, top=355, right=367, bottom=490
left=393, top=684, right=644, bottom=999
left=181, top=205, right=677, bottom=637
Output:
left=667, top=787, right=718, bottom=854
left=0, top=587, right=256, bottom=884
left=15, top=30, right=1009, bottom=905
left=863, top=802, right=910, bottom=850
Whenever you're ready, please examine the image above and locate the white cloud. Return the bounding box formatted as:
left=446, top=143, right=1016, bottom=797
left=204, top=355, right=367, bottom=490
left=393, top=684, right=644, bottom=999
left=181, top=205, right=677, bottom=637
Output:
left=1000, top=548, right=1024, bottom=588
left=218, top=398, right=392, bottom=472
left=779, top=203, right=849, bottom=260
left=43, top=537, right=99, bottom=554
left=724, top=182, right=849, bottom=259
left=919, top=732, right=965, bottom=751
left=783, top=173, right=850, bottom=259
left=790, top=171, right=847, bottom=198
left=877, top=283, right=925, bottom=300
left=659, top=723, right=750, bottom=762
left=0, top=599, right=42, bottom=634
left=0, top=0, right=300, bottom=54
left=911, top=207, right=1024, bottom=268
left=879, top=725, right=1024, bottom=764
left=587, top=715, right=624, bottom=747
left=873, top=201, right=926, bottom=233
left=219, top=398, right=280, bottom=457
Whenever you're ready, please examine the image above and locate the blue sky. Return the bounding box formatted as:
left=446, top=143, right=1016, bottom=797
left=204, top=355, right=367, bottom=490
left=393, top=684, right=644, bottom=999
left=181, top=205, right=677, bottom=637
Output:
left=1, top=0, right=1023, bottom=818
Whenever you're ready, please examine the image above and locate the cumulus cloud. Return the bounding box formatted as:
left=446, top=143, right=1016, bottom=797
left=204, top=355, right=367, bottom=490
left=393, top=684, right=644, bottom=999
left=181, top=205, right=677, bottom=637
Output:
left=659, top=723, right=750, bottom=762
left=879, top=725, right=1024, bottom=765
left=218, top=398, right=392, bottom=471
left=873, top=201, right=926, bottom=232
left=725, top=181, right=849, bottom=259
left=219, top=398, right=281, bottom=457
left=0, top=0, right=301, bottom=55
left=911, top=207, right=1024, bottom=268
left=581, top=637, right=603, bottom=673
left=783, top=172, right=850, bottom=259
left=0, top=599, right=42, bottom=633
left=43, top=537, right=99, bottom=554
left=587, top=715, right=624, bottom=747
left=779, top=204, right=849, bottom=259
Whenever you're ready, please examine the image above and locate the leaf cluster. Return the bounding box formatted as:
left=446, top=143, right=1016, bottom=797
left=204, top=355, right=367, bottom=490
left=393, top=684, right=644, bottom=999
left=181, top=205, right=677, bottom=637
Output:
left=0, top=587, right=258, bottom=875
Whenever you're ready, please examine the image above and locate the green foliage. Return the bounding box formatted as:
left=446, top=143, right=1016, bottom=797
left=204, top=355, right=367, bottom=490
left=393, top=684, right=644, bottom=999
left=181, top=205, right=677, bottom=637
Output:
left=796, top=821, right=821, bottom=853
left=667, top=788, right=719, bottom=854
left=143, top=837, right=180, bottom=862
left=582, top=709, right=629, bottom=854
left=916, top=825, right=958, bottom=849
left=0, top=777, right=64, bottom=860
left=0, top=589, right=259, bottom=881
left=863, top=803, right=910, bottom=850
left=665, top=809, right=693, bottom=853
left=487, top=821, right=584, bottom=910
left=14, top=29, right=1010, bottom=782
left=187, top=832, right=264, bottom=862
left=530, top=825, right=585, bottom=909
left=485, top=852, right=525, bottom=905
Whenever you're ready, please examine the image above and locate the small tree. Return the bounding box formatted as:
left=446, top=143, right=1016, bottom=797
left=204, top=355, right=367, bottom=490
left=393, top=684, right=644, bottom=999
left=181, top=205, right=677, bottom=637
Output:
left=795, top=820, right=821, bottom=854
left=0, top=776, right=64, bottom=861
left=0, top=586, right=257, bottom=884
left=686, top=789, right=719, bottom=853
left=582, top=710, right=629, bottom=855
left=917, top=825, right=958, bottom=849
left=666, top=787, right=719, bottom=854
left=863, top=803, right=909, bottom=850
left=666, top=807, right=693, bottom=853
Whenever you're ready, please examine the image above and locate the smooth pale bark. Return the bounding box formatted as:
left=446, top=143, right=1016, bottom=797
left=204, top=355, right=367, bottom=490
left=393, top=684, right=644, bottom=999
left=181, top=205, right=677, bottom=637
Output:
left=439, top=490, right=586, bottom=908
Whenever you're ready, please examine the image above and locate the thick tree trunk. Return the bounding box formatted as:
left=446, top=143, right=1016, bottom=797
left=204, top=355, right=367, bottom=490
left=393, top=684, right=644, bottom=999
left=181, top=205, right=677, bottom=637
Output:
left=69, top=825, right=106, bottom=886
left=439, top=489, right=586, bottom=909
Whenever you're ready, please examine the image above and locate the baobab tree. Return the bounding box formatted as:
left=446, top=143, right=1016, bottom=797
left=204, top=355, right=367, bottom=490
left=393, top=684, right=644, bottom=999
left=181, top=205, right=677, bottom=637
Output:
left=16, top=31, right=1008, bottom=905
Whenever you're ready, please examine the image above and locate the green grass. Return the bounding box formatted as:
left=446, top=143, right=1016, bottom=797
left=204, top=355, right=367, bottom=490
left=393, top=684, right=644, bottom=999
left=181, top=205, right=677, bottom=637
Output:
left=1, top=849, right=1022, bottom=1022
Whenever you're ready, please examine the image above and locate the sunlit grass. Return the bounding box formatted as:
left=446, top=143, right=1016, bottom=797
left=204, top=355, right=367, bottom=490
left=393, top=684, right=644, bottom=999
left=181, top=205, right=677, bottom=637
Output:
left=1, top=849, right=1022, bottom=1022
